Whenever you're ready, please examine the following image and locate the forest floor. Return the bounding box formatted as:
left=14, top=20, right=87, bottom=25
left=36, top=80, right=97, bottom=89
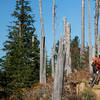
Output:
left=1, top=69, right=99, bottom=100
left=92, top=83, right=100, bottom=100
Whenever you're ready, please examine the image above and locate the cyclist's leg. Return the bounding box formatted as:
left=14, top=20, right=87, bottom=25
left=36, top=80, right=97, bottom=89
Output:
left=90, top=65, right=96, bottom=83
left=96, top=67, right=100, bottom=84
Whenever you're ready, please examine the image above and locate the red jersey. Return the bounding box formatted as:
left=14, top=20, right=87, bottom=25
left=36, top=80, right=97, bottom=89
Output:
left=92, top=57, right=100, bottom=68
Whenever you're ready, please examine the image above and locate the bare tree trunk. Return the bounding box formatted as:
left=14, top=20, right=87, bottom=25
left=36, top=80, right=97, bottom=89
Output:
left=64, top=17, right=67, bottom=38
left=51, top=50, right=55, bottom=78
left=89, top=45, right=95, bottom=73
left=81, top=0, right=85, bottom=53
left=39, top=0, right=46, bottom=84
left=63, top=17, right=71, bottom=76
left=88, top=0, right=92, bottom=72
left=32, top=36, right=35, bottom=63
left=32, top=36, right=35, bottom=47
left=53, top=35, right=65, bottom=100
left=63, top=17, right=67, bottom=72
left=90, top=45, right=95, bottom=73
left=92, top=46, right=95, bottom=60
left=95, top=0, right=99, bottom=57
left=19, top=21, right=21, bottom=37
left=53, top=0, right=55, bottom=50
left=39, top=0, right=44, bottom=36
left=98, top=35, right=100, bottom=56
left=51, top=0, right=56, bottom=78
left=66, top=23, right=72, bottom=76
left=40, top=35, right=46, bottom=84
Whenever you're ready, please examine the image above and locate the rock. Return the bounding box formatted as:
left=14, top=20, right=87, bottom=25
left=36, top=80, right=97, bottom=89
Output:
left=76, top=83, right=85, bottom=95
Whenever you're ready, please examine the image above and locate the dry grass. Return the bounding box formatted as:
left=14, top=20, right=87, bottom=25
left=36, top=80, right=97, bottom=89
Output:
left=80, top=88, right=96, bottom=100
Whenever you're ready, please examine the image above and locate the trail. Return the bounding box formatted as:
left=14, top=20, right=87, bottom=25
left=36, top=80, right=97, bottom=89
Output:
left=92, top=83, right=100, bottom=100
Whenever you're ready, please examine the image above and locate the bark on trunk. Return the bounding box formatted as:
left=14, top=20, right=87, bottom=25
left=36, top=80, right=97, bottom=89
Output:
left=92, top=46, right=95, bottom=61
left=81, top=0, right=85, bottom=53
left=19, top=21, right=21, bottom=37
left=66, top=23, right=72, bottom=76
left=64, top=17, right=67, bottom=38
left=53, top=35, right=65, bottom=100
left=63, top=18, right=71, bottom=76
left=51, top=50, right=55, bottom=78
left=39, top=0, right=46, bottom=84
left=88, top=0, right=92, bottom=72
left=98, top=35, right=100, bottom=56
left=39, top=0, right=44, bottom=36
left=88, top=46, right=95, bottom=72
left=32, top=36, right=34, bottom=47
left=95, top=0, right=99, bottom=57
left=53, top=0, right=55, bottom=50
left=51, top=0, right=56, bottom=78
left=40, top=36, right=46, bottom=84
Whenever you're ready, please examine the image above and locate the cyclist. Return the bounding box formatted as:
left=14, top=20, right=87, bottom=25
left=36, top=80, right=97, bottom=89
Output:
left=89, top=55, right=100, bottom=84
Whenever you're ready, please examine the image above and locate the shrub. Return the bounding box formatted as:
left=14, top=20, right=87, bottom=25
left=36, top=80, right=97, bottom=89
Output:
left=80, top=88, right=96, bottom=100
left=67, top=95, right=83, bottom=100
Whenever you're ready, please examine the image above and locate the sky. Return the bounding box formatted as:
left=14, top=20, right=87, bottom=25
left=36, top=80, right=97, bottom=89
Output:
left=0, top=0, right=97, bottom=58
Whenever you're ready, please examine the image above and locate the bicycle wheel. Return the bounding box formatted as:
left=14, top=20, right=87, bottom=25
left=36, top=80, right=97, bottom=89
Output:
left=90, top=75, right=98, bottom=88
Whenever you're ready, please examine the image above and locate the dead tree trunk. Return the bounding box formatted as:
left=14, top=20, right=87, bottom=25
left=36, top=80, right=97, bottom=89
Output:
left=51, top=50, right=55, bottom=78
left=19, top=21, right=21, bottom=37
left=92, top=46, right=95, bottom=60
left=98, top=35, right=100, bottom=56
left=80, top=0, right=85, bottom=67
left=88, top=0, right=92, bottom=72
left=63, top=17, right=67, bottom=72
left=32, top=36, right=35, bottom=47
left=53, top=35, right=65, bottom=100
left=63, top=17, right=71, bottom=76
left=64, top=17, right=67, bottom=38
left=81, top=0, right=85, bottom=53
left=53, top=0, right=55, bottom=50
left=39, top=0, right=46, bottom=84
left=51, top=0, right=56, bottom=78
left=39, top=0, right=44, bottom=36
left=66, top=23, right=72, bottom=76
left=95, top=0, right=99, bottom=57
left=40, top=31, right=46, bottom=84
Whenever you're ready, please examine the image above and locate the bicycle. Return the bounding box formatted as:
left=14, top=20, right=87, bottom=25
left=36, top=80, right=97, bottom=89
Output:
left=89, top=70, right=100, bottom=88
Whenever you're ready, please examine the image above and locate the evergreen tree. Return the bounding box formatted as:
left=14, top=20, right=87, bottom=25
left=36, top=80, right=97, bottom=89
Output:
left=54, top=37, right=81, bottom=71
left=55, top=40, right=59, bottom=61
left=46, top=55, right=51, bottom=78
left=80, top=45, right=89, bottom=68
left=1, top=0, right=40, bottom=95
left=71, top=36, right=89, bottom=70
left=70, top=36, right=80, bottom=71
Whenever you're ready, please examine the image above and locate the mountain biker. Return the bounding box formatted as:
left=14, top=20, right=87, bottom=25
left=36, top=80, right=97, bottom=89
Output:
left=89, top=55, right=100, bottom=84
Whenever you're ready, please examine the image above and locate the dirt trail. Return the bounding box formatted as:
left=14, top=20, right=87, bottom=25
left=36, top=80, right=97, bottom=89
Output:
left=92, top=83, right=100, bottom=100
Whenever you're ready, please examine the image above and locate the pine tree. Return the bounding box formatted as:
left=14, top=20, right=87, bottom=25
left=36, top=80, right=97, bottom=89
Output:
left=1, top=0, right=40, bottom=95
left=46, top=55, right=51, bottom=78
left=70, top=36, right=80, bottom=71
left=55, top=40, right=59, bottom=61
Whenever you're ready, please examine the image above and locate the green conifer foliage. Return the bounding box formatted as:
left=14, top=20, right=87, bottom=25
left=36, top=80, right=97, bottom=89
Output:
left=1, top=0, right=40, bottom=95
left=70, top=36, right=80, bottom=71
